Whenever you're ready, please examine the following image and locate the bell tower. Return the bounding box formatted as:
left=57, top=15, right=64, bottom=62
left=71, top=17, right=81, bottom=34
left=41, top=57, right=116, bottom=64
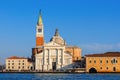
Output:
left=36, top=10, right=44, bottom=47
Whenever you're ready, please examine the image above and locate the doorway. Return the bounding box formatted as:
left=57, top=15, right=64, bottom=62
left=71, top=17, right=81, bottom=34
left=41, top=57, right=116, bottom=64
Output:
left=89, top=67, right=97, bottom=73
left=113, top=67, right=116, bottom=72
left=52, top=62, right=56, bottom=71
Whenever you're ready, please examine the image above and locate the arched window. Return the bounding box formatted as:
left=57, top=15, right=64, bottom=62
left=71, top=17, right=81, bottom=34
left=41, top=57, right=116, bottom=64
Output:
left=113, top=58, right=116, bottom=63
left=100, top=60, right=102, bottom=63
left=106, top=67, right=108, bottom=70
left=111, top=58, right=117, bottom=64
left=89, top=60, right=92, bottom=63
left=94, top=60, right=96, bottom=63
left=106, top=60, right=108, bottom=63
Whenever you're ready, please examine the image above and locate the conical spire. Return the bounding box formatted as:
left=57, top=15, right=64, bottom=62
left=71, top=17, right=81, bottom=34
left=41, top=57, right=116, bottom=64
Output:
left=37, top=10, right=43, bottom=25
left=54, top=29, right=59, bottom=36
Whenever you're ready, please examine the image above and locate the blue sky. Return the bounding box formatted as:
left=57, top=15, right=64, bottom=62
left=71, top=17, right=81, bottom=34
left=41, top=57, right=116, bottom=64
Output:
left=0, top=0, right=120, bottom=63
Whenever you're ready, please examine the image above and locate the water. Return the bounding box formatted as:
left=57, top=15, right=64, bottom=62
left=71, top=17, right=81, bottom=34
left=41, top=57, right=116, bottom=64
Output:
left=0, top=73, right=119, bottom=80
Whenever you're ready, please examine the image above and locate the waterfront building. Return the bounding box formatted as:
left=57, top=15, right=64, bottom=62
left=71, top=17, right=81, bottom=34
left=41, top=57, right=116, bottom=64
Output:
left=86, top=52, right=120, bottom=73
left=6, top=56, right=33, bottom=71
left=35, top=29, right=73, bottom=71
left=32, top=12, right=81, bottom=71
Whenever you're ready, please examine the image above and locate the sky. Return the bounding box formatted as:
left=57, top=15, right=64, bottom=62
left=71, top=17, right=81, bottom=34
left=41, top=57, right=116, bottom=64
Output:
left=0, top=0, right=120, bottom=63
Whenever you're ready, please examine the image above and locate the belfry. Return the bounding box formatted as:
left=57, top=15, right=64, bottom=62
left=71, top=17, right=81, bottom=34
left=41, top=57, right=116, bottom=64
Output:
left=36, top=11, right=44, bottom=47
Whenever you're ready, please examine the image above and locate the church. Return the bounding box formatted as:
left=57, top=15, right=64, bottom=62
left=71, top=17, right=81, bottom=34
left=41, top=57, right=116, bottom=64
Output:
left=32, top=11, right=82, bottom=71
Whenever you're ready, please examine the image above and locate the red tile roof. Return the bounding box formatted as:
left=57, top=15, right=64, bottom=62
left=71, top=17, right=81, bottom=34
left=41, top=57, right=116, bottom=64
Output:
left=85, top=52, right=120, bottom=57
left=7, top=56, right=27, bottom=59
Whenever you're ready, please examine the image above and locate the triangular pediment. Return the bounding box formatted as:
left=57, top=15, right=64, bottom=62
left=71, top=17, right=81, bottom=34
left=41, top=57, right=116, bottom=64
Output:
left=45, top=41, right=62, bottom=47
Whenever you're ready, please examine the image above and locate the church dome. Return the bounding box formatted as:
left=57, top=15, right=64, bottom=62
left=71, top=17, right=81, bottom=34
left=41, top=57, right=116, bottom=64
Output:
left=50, top=29, right=66, bottom=46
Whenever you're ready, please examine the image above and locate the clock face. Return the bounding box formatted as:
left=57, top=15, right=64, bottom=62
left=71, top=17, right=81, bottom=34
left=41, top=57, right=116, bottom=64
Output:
left=38, top=29, right=42, bottom=32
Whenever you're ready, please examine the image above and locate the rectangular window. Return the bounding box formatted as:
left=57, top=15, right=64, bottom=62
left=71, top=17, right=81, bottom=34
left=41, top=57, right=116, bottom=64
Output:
left=89, top=60, right=91, bottom=63
left=106, top=67, right=108, bottom=70
left=106, top=60, right=108, bottom=63
left=38, top=29, right=42, bottom=32
left=94, top=60, right=96, bottom=63
left=100, top=60, right=102, bottom=63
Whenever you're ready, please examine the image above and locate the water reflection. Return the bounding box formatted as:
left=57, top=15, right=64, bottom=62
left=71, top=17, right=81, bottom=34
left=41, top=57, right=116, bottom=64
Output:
left=0, top=73, right=120, bottom=80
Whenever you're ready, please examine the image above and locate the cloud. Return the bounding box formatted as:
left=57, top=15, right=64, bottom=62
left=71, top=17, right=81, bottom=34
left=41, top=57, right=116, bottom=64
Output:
left=81, top=43, right=120, bottom=55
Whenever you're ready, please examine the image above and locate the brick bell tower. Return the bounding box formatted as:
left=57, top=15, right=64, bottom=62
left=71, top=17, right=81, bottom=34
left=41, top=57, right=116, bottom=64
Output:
left=31, top=11, right=44, bottom=63
left=36, top=10, right=44, bottom=47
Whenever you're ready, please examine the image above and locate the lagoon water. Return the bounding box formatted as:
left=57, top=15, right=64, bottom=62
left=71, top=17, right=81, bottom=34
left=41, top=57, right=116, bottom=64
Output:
left=0, top=73, right=119, bottom=80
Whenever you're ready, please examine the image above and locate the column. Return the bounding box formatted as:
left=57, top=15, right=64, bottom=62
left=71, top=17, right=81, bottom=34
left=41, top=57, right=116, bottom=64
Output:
left=48, top=49, right=52, bottom=70
left=43, top=50, right=45, bottom=65
left=62, top=49, right=64, bottom=65
left=57, top=49, right=59, bottom=65
left=43, top=50, right=46, bottom=71
left=49, top=50, right=51, bottom=65
left=48, top=49, right=50, bottom=65
left=42, top=55, right=44, bottom=71
left=48, top=49, right=50, bottom=70
left=44, top=50, right=46, bottom=65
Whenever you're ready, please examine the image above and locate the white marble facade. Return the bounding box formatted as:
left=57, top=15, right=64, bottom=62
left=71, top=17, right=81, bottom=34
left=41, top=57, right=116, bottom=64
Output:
left=35, top=29, right=73, bottom=71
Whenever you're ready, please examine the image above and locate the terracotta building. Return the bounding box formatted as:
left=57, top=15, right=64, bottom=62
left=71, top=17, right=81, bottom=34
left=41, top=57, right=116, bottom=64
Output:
left=6, top=56, right=33, bottom=71
left=86, top=52, right=120, bottom=73
left=65, top=46, right=81, bottom=62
